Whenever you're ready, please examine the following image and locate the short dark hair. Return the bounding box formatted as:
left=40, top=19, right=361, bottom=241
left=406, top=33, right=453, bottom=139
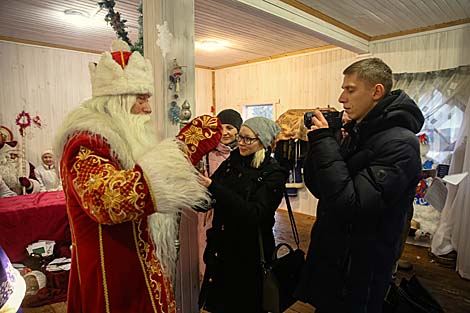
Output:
left=343, top=58, right=393, bottom=95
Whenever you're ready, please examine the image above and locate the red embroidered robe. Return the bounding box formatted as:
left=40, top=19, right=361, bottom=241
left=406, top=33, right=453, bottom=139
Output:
left=61, top=132, right=176, bottom=313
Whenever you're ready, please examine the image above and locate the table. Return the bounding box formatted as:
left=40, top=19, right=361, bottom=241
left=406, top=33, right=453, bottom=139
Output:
left=0, top=191, right=70, bottom=262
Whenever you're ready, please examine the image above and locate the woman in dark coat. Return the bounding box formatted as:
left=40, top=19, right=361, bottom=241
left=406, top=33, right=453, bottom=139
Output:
left=199, top=116, right=288, bottom=313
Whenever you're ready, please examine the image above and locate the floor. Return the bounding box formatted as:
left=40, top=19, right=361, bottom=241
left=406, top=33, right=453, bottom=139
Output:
left=22, top=302, right=67, bottom=313
left=22, top=210, right=470, bottom=313
left=274, top=209, right=470, bottom=313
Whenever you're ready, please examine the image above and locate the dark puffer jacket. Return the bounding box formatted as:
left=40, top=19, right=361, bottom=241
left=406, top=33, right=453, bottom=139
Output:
left=295, top=90, right=424, bottom=313
left=199, top=148, right=288, bottom=313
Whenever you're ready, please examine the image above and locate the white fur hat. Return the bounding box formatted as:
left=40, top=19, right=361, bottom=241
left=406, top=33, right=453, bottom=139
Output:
left=89, top=39, right=154, bottom=97
left=42, top=149, right=53, bottom=156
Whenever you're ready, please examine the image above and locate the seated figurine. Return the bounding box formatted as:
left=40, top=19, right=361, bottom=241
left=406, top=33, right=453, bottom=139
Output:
left=35, top=150, right=62, bottom=192
left=0, top=138, right=41, bottom=195
left=0, top=174, right=16, bottom=198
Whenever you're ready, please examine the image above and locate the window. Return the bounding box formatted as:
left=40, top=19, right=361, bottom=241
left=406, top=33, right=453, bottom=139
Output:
left=418, top=90, right=464, bottom=164
left=394, top=67, right=470, bottom=166
left=243, top=104, right=273, bottom=120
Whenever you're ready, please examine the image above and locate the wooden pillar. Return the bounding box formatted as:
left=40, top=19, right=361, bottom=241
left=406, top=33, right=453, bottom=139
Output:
left=144, top=0, right=196, bottom=140
left=143, top=1, right=199, bottom=312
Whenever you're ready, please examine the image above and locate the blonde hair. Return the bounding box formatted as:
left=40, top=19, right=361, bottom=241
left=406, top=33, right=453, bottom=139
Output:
left=251, top=148, right=266, bottom=168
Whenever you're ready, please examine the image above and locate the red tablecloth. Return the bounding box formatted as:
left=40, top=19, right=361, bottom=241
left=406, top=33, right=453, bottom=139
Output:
left=0, top=191, right=70, bottom=262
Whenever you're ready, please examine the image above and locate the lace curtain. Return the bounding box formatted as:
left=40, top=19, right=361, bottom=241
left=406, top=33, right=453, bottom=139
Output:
left=394, top=66, right=470, bottom=279
left=394, top=66, right=470, bottom=164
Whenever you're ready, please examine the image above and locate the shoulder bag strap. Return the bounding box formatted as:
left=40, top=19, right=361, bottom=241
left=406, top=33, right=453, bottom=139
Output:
left=284, top=190, right=300, bottom=249
left=258, top=228, right=267, bottom=265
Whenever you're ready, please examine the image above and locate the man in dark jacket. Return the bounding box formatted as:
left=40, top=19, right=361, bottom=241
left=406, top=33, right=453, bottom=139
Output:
left=295, top=58, right=424, bottom=313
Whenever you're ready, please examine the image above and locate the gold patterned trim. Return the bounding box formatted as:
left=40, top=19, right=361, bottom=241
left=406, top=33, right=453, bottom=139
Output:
left=133, top=220, right=158, bottom=312
left=133, top=218, right=176, bottom=312
left=63, top=174, right=82, bottom=285
left=177, top=115, right=220, bottom=158
left=98, top=224, right=111, bottom=313
left=71, top=146, right=147, bottom=224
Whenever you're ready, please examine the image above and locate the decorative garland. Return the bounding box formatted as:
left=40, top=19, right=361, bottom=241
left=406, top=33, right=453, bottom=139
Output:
left=98, top=0, right=144, bottom=55
left=16, top=111, right=31, bottom=136
left=15, top=111, right=43, bottom=191
left=16, top=111, right=42, bottom=136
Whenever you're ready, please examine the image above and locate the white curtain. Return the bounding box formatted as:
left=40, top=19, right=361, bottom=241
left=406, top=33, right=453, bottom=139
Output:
left=394, top=66, right=470, bottom=279
left=431, top=99, right=470, bottom=279
left=394, top=66, right=470, bottom=164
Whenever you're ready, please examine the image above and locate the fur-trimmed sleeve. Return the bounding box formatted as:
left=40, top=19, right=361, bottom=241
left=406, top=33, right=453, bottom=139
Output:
left=60, top=133, right=156, bottom=225
left=137, top=138, right=210, bottom=214
left=68, top=145, right=155, bottom=224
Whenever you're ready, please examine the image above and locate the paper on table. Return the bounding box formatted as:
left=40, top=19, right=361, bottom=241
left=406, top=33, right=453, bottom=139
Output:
left=442, top=172, right=468, bottom=186
left=424, top=178, right=447, bottom=212
left=26, top=240, right=55, bottom=257
left=46, top=257, right=71, bottom=272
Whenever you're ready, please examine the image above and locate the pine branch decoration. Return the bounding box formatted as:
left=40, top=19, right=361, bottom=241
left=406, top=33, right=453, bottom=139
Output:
left=132, top=2, right=144, bottom=54
left=98, top=0, right=144, bottom=55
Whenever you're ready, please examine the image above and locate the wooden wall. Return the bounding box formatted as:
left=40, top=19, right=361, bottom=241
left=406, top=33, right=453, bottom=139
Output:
left=205, top=25, right=469, bottom=216
left=195, top=68, right=213, bottom=116
left=0, top=40, right=214, bottom=166
left=212, top=24, right=470, bottom=118
left=0, top=41, right=98, bottom=165
left=370, top=24, right=470, bottom=73
left=1, top=25, right=468, bottom=216
left=213, top=47, right=357, bottom=115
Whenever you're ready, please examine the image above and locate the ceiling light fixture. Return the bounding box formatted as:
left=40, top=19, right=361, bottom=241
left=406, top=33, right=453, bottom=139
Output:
left=196, top=40, right=228, bottom=51
left=63, top=9, right=90, bottom=18
left=62, top=8, right=106, bottom=28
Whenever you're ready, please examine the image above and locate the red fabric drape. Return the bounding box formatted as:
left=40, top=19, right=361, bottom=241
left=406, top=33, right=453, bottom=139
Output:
left=0, top=191, right=70, bottom=262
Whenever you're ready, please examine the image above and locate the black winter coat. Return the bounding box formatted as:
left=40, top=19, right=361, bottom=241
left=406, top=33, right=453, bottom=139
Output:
left=199, top=148, right=288, bottom=313
left=295, top=90, right=424, bottom=313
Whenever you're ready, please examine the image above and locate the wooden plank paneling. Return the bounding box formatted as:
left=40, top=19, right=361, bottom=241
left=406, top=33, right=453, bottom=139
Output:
left=295, top=0, right=470, bottom=37
left=213, top=47, right=357, bottom=216
left=0, top=0, right=468, bottom=68
left=1, top=25, right=468, bottom=217
left=0, top=40, right=98, bottom=166
left=195, top=68, right=214, bottom=116
left=215, top=47, right=357, bottom=117
left=370, top=24, right=470, bottom=72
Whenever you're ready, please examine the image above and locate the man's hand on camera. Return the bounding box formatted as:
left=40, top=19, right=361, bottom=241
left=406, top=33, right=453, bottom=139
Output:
left=308, top=110, right=330, bottom=132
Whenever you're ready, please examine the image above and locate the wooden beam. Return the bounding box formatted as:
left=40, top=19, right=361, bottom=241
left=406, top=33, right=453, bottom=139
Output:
left=371, top=18, right=470, bottom=41
left=0, top=36, right=101, bottom=54
left=279, top=0, right=369, bottom=40
left=212, top=71, right=216, bottom=114
left=213, top=45, right=336, bottom=70
left=195, top=65, right=215, bottom=70
left=235, top=0, right=369, bottom=53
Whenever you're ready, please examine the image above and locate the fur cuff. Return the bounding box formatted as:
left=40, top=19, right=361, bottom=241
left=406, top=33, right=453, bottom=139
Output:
left=137, top=138, right=210, bottom=214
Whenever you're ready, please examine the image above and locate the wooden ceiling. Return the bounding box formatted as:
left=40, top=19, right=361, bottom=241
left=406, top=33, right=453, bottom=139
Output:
left=0, top=0, right=468, bottom=69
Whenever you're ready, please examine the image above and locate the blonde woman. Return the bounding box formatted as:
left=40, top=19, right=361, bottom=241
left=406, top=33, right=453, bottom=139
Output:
left=199, top=117, right=288, bottom=313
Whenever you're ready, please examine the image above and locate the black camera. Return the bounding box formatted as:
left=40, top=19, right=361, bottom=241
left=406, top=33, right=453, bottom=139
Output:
left=304, top=110, right=342, bottom=130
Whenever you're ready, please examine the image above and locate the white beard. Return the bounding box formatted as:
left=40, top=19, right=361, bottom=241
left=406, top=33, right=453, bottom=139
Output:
left=55, top=95, right=190, bottom=282
left=114, top=113, right=157, bottom=159
left=114, top=113, right=181, bottom=281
